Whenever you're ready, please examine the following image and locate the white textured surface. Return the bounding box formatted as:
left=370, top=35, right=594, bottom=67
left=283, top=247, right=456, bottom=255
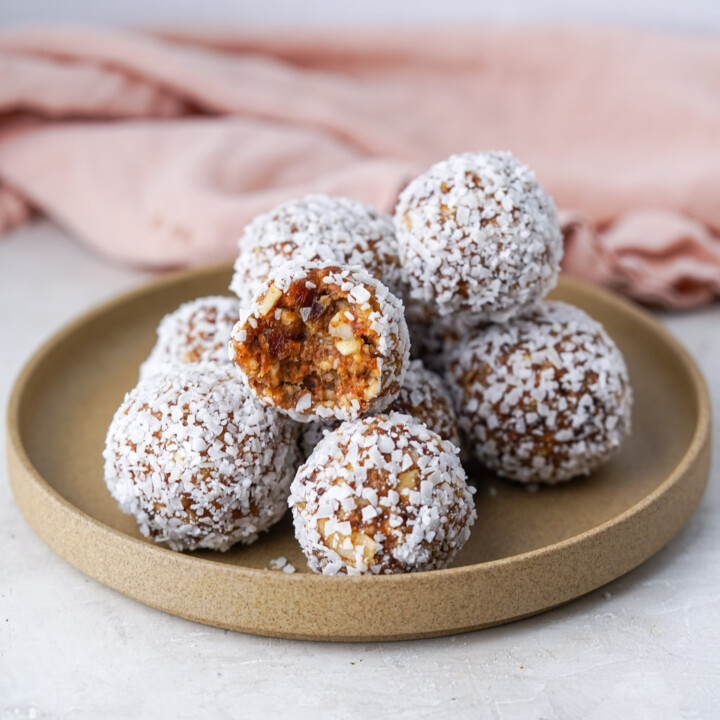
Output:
left=1, top=221, right=719, bottom=718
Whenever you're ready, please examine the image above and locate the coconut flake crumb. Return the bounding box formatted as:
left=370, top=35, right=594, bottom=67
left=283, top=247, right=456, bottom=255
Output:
left=267, top=556, right=297, bottom=573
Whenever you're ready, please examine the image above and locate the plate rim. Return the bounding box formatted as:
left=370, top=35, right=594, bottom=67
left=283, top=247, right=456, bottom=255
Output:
left=6, top=265, right=713, bottom=638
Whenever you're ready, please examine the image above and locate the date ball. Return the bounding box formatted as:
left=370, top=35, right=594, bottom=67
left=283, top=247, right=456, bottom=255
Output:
left=394, top=151, right=563, bottom=322
left=446, top=302, right=633, bottom=484
left=140, top=296, right=239, bottom=380
left=299, top=420, right=333, bottom=459
left=229, top=262, right=410, bottom=423
left=299, top=359, right=461, bottom=457
left=289, top=413, right=476, bottom=575
left=103, top=363, right=298, bottom=552
left=386, top=359, right=461, bottom=447
left=230, top=194, right=401, bottom=309
left=404, top=297, right=484, bottom=373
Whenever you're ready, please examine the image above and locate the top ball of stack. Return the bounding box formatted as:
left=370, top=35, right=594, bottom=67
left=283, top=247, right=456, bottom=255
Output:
left=394, top=151, right=563, bottom=323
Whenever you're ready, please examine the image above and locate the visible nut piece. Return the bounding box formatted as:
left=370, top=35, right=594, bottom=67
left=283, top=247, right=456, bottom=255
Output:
left=257, top=285, right=283, bottom=316
left=335, top=337, right=363, bottom=356
left=363, top=378, right=380, bottom=400
left=320, top=521, right=378, bottom=565
left=398, top=468, right=419, bottom=491
left=329, top=311, right=354, bottom=340
left=281, top=310, right=297, bottom=326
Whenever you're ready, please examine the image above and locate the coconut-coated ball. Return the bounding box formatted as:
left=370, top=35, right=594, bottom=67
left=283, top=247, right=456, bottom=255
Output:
left=394, top=151, right=563, bottom=322
left=139, top=296, right=239, bottom=380
left=289, top=413, right=476, bottom=575
left=404, top=296, right=486, bottom=373
left=446, top=302, right=632, bottom=484
left=230, top=194, right=401, bottom=309
left=103, top=363, right=298, bottom=551
left=386, top=359, right=461, bottom=447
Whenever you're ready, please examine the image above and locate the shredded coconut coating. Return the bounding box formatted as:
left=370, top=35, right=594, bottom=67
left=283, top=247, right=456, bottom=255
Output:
left=404, top=296, right=486, bottom=373
left=103, top=363, right=298, bottom=552
left=446, top=302, right=633, bottom=484
left=140, top=296, right=240, bottom=380
left=230, top=194, right=401, bottom=309
left=229, top=261, right=410, bottom=423
left=299, top=360, right=460, bottom=456
left=300, top=420, right=334, bottom=459
left=394, top=151, right=563, bottom=321
left=385, top=360, right=461, bottom=447
left=289, top=413, right=476, bottom=575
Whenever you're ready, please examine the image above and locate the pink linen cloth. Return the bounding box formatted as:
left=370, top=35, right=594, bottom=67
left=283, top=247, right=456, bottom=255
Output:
left=0, top=25, right=719, bottom=308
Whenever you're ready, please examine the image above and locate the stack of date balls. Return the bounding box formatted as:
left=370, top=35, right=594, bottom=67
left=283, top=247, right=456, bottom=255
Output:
left=104, top=150, right=632, bottom=576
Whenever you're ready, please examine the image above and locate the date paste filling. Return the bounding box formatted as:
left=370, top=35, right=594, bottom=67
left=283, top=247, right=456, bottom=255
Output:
left=230, top=264, right=410, bottom=422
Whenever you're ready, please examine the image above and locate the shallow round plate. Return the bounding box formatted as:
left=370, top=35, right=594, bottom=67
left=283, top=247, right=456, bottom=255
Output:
left=7, top=265, right=711, bottom=641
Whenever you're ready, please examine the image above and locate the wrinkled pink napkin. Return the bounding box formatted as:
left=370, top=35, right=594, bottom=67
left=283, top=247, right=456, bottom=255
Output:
left=1, top=25, right=719, bottom=307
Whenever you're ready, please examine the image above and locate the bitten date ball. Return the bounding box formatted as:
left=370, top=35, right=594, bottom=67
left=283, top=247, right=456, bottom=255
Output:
left=229, top=194, right=401, bottom=309
left=394, top=151, right=563, bottom=322
left=103, top=363, right=298, bottom=551
left=289, top=413, right=476, bottom=575
left=229, top=262, right=410, bottom=422
left=140, top=296, right=239, bottom=380
left=446, top=302, right=633, bottom=484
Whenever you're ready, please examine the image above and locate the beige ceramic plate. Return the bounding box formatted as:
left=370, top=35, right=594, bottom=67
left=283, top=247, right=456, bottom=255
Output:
left=7, top=265, right=711, bottom=642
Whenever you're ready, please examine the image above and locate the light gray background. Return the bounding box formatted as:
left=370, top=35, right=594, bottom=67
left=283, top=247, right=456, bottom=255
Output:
left=1, top=0, right=720, bottom=33
left=1, top=2, right=719, bottom=719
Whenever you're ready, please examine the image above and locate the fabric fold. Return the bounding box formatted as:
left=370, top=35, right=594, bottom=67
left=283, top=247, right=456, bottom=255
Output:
left=0, top=25, right=718, bottom=307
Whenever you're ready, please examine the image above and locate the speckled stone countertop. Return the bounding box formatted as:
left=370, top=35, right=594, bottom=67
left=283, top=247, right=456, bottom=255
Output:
left=1, top=222, right=718, bottom=719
